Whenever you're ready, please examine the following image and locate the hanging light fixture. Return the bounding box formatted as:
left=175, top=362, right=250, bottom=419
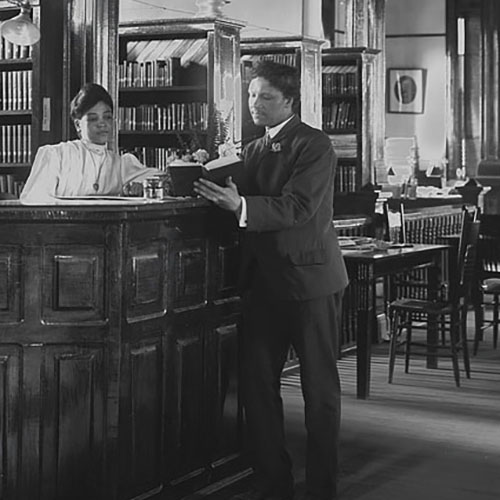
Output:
left=0, top=0, right=40, bottom=47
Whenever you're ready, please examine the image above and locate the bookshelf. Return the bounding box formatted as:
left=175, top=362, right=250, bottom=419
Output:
left=118, top=17, right=244, bottom=170
left=240, top=36, right=323, bottom=145
left=0, top=2, right=39, bottom=197
left=322, top=47, right=380, bottom=193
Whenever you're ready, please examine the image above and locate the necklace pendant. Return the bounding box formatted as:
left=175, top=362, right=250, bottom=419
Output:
left=93, top=182, right=99, bottom=192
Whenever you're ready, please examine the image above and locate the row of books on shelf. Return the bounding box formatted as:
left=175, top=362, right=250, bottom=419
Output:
left=0, top=174, right=24, bottom=198
left=0, top=70, right=32, bottom=111
left=329, top=134, right=357, bottom=158
left=334, top=164, right=358, bottom=193
left=322, top=71, right=358, bottom=96
left=322, top=101, right=356, bottom=130
left=0, top=125, right=31, bottom=164
left=0, top=37, right=32, bottom=60
left=118, top=103, right=208, bottom=132
left=118, top=58, right=182, bottom=88
left=241, top=53, right=298, bottom=67
left=121, top=147, right=184, bottom=170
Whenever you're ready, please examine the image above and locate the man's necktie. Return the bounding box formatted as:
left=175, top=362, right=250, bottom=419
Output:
left=264, top=131, right=271, bottom=146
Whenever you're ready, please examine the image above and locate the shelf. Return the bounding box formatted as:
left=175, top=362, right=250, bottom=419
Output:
left=118, top=18, right=242, bottom=159
left=119, top=130, right=207, bottom=135
left=0, top=58, right=33, bottom=70
left=0, top=163, right=31, bottom=168
left=322, top=48, right=380, bottom=193
left=119, top=85, right=205, bottom=93
left=323, top=94, right=357, bottom=100
left=0, top=110, right=32, bottom=116
left=325, top=129, right=357, bottom=135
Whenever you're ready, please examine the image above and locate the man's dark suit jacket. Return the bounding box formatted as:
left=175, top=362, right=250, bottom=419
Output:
left=239, top=115, right=349, bottom=301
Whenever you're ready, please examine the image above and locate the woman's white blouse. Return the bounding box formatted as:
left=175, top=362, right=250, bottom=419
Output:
left=20, top=139, right=161, bottom=203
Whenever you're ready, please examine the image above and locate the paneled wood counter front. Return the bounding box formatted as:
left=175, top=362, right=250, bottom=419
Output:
left=0, top=199, right=244, bottom=500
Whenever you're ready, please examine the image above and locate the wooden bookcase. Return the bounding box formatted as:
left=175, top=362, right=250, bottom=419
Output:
left=118, top=18, right=244, bottom=169
left=240, top=36, right=323, bottom=145
left=322, top=47, right=380, bottom=193
left=0, top=1, right=40, bottom=197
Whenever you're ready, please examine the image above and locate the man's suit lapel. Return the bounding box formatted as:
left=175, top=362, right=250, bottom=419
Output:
left=269, top=114, right=301, bottom=145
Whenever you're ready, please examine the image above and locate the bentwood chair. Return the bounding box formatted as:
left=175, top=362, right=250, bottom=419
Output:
left=387, top=207, right=480, bottom=386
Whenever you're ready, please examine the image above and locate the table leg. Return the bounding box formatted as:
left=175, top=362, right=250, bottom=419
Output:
left=426, top=257, right=441, bottom=368
left=353, top=263, right=374, bottom=399
left=356, top=308, right=372, bottom=399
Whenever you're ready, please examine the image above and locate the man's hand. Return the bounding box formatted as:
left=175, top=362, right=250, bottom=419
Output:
left=193, top=176, right=242, bottom=214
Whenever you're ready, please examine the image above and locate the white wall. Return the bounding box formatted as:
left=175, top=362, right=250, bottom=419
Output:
left=385, top=0, right=447, bottom=165
left=119, top=0, right=323, bottom=39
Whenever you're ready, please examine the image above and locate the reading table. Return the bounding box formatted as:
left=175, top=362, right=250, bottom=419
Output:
left=342, top=243, right=449, bottom=399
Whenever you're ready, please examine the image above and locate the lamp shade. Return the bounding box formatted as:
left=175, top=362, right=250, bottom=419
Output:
left=0, top=9, right=40, bottom=46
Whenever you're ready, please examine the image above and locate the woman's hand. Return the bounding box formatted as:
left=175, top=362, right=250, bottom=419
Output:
left=193, top=176, right=242, bottom=213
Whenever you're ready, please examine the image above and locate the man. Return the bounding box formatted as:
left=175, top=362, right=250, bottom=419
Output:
left=193, top=60, right=348, bottom=500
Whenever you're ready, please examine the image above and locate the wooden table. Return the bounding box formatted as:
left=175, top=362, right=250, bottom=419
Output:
left=342, top=244, right=449, bottom=399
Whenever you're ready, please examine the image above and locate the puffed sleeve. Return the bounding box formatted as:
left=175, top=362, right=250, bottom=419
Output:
left=120, top=153, right=162, bottom=185
left=20, top=145, right=62, bottom=204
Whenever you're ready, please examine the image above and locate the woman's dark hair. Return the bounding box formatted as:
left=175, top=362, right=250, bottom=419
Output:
left=251, top=59, right=300, bottom=105
left=70, top=83, right=114, bottom=123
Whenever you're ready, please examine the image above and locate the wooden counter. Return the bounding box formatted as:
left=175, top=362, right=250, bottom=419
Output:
left=0, top=199, right=244, bottom=500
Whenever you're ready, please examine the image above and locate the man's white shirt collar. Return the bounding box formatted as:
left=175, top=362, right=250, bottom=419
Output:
left=266, top=115, right=294, bottom=140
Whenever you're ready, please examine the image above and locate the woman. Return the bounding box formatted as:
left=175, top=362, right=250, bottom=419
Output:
left=20, top=83, right=160, bottom=203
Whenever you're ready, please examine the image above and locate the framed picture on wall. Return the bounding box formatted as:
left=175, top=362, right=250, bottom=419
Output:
left=387, top=68, right=426, bottom=114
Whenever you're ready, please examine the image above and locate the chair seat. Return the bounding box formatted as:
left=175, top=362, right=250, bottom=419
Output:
left=389, top=298, right=453, bottom=315
left=482, top=278, right=500, bottom=294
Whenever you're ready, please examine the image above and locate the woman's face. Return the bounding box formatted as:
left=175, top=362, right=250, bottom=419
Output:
left=74, top=101, right=113, bottom=145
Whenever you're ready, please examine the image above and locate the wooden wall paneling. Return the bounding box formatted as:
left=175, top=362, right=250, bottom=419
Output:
left=18, top=345, right=42, bottom=499
left=126, top=241, right=168, bottom=322
left=103, top=220, right=124, bottom=500
left=0, top=345, right=21, bottom=499
left=39, top=345, right=106, bottom=500
left=205, top=322, right=242, bottom=474
left=165, top=319, right=207, bottom=487
left=41, top=245, right=106, bottom=324
left=0, top=246, right=22, bottom=324
left=118, top=338, right=164, bottom=499
left=203, top=211, right=243, bottom=481
left=214, top=239, right=240, bottom=302
left=0, top=201, right=245, bottom=499
left=172, top=238, right=208, bottom=312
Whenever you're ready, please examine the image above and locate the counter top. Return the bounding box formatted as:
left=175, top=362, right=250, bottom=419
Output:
left=0, top=196, right=212, bottom=221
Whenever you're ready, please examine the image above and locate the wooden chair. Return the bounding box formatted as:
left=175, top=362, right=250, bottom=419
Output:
left=473, top=222, right=500, bottom=354
left=383, top=199, right=407, bottom=245
left=387, top=207, right=480, bottom=386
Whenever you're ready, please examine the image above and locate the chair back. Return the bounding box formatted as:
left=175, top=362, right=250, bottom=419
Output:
left=455, top=205, right=479, bottom=270
left=451, top=219, right=480, bottom=304
left=383, top=199, right=407, bottom=244
left=478, top=215, right=500, bottom=280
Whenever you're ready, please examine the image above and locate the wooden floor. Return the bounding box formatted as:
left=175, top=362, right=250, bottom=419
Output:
left=206, top=325, right=500, bottom=500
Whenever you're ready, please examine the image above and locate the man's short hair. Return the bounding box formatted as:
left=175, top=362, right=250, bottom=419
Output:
left=251, top=59, right=300, bottom=105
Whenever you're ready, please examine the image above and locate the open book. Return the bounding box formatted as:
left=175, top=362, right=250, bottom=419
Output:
left=201, top=154, right=244, bottom=186
left=168, top=155, right=244, bottom=196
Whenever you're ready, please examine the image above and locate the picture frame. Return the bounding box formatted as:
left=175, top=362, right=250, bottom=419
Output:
left=387, top=68, right=426, bottom=114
